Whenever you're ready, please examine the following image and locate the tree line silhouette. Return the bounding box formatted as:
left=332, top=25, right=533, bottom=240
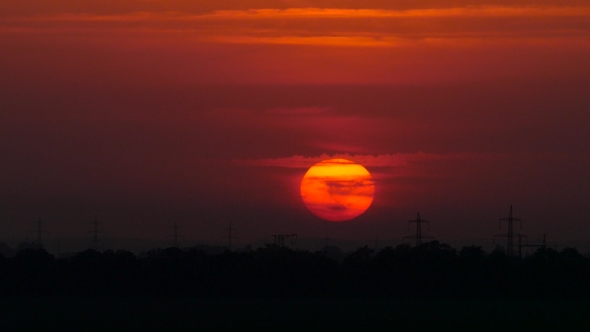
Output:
left=1, top=241, right=589, bottom=298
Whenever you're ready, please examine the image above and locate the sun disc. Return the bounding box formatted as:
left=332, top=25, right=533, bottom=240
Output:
left=300, top=159, right=374, bottom=222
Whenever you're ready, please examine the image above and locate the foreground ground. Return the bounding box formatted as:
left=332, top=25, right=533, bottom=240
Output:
left=1, top=297, right=589, bottom=331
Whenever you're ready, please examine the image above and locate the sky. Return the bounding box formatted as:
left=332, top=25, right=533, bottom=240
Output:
left=1, top=0, right=590, bottom=252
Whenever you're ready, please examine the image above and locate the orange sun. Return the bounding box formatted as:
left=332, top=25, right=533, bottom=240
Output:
left=300, top=159, right=374, bottom=222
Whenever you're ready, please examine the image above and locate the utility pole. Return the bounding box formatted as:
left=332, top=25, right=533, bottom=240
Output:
left=403, top=213, right=434, bottom=246
left=32, top=217, right=45, bottom=248
left=89, top=215, right=103, bottom=252
left=272, top=234, right=297, bottom=248
left=494, top=205, right=525, bottom=257
left=223, top=221, right=238, bottom=251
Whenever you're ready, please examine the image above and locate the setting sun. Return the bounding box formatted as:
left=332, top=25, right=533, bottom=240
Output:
left=300, top=159, right=374, bottom=222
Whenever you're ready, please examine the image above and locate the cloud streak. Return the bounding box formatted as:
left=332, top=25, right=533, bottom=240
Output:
left=3, top=6, right=589, bottom=46
left=2, top=4, right=589, bottom=85
left=236, top=153, right=498, bottom=169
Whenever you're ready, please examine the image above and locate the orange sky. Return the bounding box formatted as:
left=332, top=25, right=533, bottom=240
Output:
left=2, top=2, right=589, bottom=85
left=1, top=1, right=589, bottom=251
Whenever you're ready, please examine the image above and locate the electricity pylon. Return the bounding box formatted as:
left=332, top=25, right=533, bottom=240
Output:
left=32, top=217, right=46, bottom=248
left=223, top=221, right=239, bottom=251
left=518, top=234, right=547, bottom=257
left=403, top=213, right=434, bottom=246
left=493, top=205, right=525, bottom=256
left=272, top=234, right=297, bottom=247
left=170, top=223, right=182, bottom=248
left=89, top=215, right=104, bottom=252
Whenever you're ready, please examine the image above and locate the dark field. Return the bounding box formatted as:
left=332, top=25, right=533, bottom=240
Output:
left=3, top=244, right=590, bottom=330
left=1, top=297, right=589, bottom=331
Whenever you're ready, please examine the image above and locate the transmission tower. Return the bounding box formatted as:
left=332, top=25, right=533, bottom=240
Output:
left=32, top=217, right=46, bottom=248
left=493, top=205, right=525, bottom=256
left=272, top=234, right=297, bottom=247
left=89, top=215, right=104, bottom=252
left=403, top=213, right=434, bottom=246
left=223, top=221, right=239, bottom=251
left=518, top=234, right=547, bottom=257
left=56, top=237, right=61, bottom=256
left=170, top=223, right=183, bottom=248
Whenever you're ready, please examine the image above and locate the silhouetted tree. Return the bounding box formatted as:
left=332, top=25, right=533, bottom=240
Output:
left=0, top=242, right=14, bottom=257
left=2, top=243, right=590, bottom=299
left=10, top=249, right=55, bottom=295
left=319, top=245, right=345, bottom=263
